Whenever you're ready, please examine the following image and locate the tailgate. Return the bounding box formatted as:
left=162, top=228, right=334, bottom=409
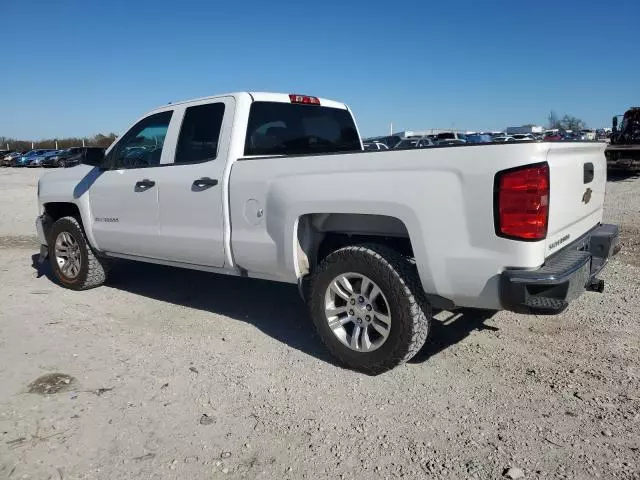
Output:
left=545, top=142, right=607, bottom=257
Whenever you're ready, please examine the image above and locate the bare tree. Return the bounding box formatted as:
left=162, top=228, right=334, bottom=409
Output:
left=559, top=115, right=586, bottom=132
left=546, top=111, right=586, bottom=131
left=1, top=133, right=118, bottom=151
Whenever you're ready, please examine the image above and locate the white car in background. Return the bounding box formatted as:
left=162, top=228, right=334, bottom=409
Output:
left=363, top=141, right=389, bottom=151
left=436, top=138, right=466, bottom=146
left=512, top=134, right=536, bottom=141
left=493, top=136, right=516, bottom=142
left=393, top=137, right=434, bottom=149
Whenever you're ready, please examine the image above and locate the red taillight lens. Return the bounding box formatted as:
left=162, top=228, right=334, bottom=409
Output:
left=289, top=94, right=321, bottom=105
left=496, top=163, right=549, bottom=240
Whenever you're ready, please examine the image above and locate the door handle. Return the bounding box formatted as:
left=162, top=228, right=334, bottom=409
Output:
left=192, top=177, right=218, bottom=189
left=135, top=179, right=155, bottom=190
left=584, top=162, right=594, bottom=184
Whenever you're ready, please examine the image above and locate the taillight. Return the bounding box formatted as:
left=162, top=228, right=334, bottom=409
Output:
left=289, top=94, right=321, bottom=105
left=495, top=163, right=549, bottom=240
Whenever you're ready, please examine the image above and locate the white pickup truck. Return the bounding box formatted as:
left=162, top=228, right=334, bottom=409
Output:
left=36, top=92, right=619, bottom=373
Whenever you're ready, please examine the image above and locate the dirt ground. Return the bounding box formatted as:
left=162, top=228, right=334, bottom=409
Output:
left=0, top=168, right=638, bottom=480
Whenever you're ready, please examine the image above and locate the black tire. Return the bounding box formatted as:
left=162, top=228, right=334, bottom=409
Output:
left=309, top=244, right=431, bottom=374
left=48, top=216, right=108, bottom=290
left=57, top=159, right=66, bottom=168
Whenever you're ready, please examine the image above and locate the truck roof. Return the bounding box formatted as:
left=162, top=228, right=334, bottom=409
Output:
left=149, top=92, right=348, bottom=114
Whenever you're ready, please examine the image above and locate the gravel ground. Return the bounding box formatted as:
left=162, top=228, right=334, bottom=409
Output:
left=0, top=168, right=638, bottom=480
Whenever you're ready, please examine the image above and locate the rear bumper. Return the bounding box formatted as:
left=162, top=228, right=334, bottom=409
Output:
left=500, top=224, right=619, bottom=314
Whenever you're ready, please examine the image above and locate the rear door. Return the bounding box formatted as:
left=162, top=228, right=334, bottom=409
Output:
left=152, top=97, right=234, bottom=267
left=544, top=142, right=607, bottom=256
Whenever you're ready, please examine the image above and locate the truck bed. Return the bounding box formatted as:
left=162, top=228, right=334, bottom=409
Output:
left=229, top=141, right=607, bottom=310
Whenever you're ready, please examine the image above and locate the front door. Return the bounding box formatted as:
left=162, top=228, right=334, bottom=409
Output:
left=151, top=98, right=233, bottom=267
left=89, top=110, right=175, bottom=258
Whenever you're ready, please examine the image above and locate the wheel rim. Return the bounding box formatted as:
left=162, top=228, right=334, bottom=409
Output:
left=324, top=273, right=391, bottom=352
left=54, top=231, right=82, bottom=279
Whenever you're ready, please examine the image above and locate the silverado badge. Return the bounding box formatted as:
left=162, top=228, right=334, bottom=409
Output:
left=582, top=188, right=592, bottom=204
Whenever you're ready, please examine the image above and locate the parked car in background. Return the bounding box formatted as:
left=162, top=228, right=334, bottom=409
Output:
left=493, top=136, right=516, bottom=142
left=561, top=133, right=579, bottom=141
left=465, top=133, right=493, bottom=143
left=365, top=135, right=402, bottom=149
left=511, top=134, right=536, bottom=141
left=543, top=133, right=563, bottom=141
left=1, top=151, right=21, bottom=167
left=27, top=150, right=58, bottom=168
left=14, top=150, right=48, bottom=167
left=580, top=129, right=596, bottom=141
left=41, top=147, right=99, bottom=167
left=436, top=132, right=467, bottom=143
left=394, top=137, right=433, bottom=149
left=363, top=142, right=389, bottom=151
left=436, top=138, right=466, bottom=146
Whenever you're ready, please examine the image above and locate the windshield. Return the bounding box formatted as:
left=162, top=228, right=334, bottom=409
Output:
left=244, top=102, right=361, bottom=156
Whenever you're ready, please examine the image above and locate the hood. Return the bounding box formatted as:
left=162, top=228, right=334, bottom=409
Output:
left=38, top=164, right=101, bottom=203
left=41, top=163, right=94, bottom=182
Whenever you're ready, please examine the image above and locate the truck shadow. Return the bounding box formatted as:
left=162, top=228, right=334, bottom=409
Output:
left=31, top=254, right=500, bottom=373
left=607, top=169, right=640, bottom=182
left=409, top=309, right=498, bottom=364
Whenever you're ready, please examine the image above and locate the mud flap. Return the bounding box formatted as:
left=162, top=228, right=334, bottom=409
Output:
left=38, top=244, right=49, bottom=264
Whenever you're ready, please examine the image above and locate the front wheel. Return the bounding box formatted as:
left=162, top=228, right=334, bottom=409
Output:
left=309, top=244, right=431, bottom=374
left=48, top=216, right=108, bottom=290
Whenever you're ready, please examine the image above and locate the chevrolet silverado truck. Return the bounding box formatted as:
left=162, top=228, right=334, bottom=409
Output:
left=36, top=92, right=619, bottom=373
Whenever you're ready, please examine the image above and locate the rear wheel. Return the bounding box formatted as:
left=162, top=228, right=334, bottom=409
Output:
left=57, top=159, right=66, bottom=168
left=48, top=216, right=107, bottom=290
left=309, top=244, right=431, bottom=374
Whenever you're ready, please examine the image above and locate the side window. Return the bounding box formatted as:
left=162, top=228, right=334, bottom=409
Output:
left=175, top=103, right=225, bottom=164
left=107, top=111, right=172, bottom=169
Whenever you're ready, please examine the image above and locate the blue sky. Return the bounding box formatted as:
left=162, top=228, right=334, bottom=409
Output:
left=2, top=0, right=639, bottom=139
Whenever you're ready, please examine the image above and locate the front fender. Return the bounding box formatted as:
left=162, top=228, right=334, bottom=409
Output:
left=38, top=165, right=101, bottom=250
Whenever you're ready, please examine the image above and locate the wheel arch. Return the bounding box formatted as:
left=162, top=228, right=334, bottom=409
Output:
left=42, top=201, right=98, bottom=249
left=293, top=213, right=415, bottom=280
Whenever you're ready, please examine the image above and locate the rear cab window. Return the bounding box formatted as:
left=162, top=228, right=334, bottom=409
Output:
left=244, top=102, right=361, bottom=156
left=175, top=103, right=225, bottom=164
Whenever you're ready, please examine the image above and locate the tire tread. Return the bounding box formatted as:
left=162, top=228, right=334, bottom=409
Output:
left=309, top=244, right=430, bottom=374
left=50, top=216, right=107, bottom=290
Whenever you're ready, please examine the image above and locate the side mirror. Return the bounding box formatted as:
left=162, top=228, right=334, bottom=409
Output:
left=612, top=116, right=618, bottom=133
left=82, top=149, right=106, bottom=167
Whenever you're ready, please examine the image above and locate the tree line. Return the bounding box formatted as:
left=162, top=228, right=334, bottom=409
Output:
left=0, top=133, right=118, bottom=151
left=547, top=111, right=587, bottom=131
